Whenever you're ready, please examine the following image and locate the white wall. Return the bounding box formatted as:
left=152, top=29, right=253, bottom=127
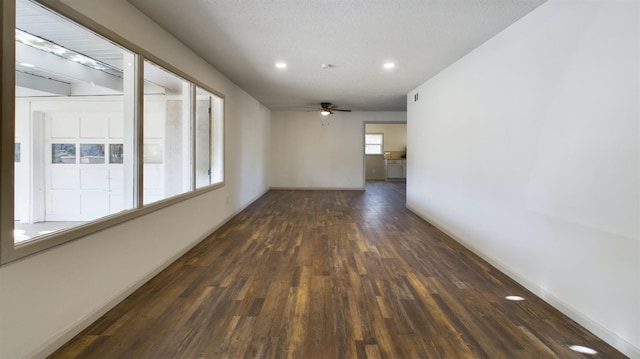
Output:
left=407, top=1, right=639, bottom=357
left=0, top=1, right=271, bottom=358
left=270, top=111, right=405, bottom=189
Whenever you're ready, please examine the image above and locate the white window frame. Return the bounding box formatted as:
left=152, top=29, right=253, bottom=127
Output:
left=0, top=0, right=226, bottom=265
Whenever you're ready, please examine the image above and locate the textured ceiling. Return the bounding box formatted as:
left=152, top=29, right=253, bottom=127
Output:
left=127, top=0, right=546, bottom=111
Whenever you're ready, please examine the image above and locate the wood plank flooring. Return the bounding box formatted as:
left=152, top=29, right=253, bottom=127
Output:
left=50, top=181, right=625, bottom=358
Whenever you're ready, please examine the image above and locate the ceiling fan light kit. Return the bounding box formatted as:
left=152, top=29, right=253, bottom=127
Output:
left=313, top=102, right=352, bottom=116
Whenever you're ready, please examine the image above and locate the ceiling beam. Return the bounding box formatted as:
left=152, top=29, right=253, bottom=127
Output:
left=15, top=71, right=71, bottom=96
left=16, top=42, right=123, bottom=92
left=16, top=43, right=166, bottom=96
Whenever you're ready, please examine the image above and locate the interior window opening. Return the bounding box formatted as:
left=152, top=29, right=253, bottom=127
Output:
left=195, top=86, right=223, bottom=188
left=4, top=0, right=226, bottom=263
left=142, top=61, right=192, bottom=205
left=14, top=0, right=135, bottom=245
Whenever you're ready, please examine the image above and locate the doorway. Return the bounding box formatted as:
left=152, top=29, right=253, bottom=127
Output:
left=364, top=123, right=407, bottom=183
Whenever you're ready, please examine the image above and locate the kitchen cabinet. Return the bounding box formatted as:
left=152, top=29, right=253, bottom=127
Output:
left=385, top=159, right=406, bottom=180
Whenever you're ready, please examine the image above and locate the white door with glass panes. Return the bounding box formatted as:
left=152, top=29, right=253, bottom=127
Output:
left=44, top=109, right=125, bottom=221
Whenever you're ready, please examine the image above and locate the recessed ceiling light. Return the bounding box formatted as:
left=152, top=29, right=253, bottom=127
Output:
left=505, top=295, right=525, bottom=301
left=321, top=63, right=334, bottom=69
left=275, top=62, right=287, bottom=69
left=569, top=345, right=598, bottom=355
left=383, top=62, right=396, bottom=69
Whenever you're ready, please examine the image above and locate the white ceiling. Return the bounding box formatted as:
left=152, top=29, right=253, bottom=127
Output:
left=126, top=0, right=546, bottom=112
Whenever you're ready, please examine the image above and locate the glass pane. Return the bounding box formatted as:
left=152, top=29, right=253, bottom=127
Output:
left=211, top=96, right=224, bottom=184
left=143, top=61, right=191, bottom=204
left=14, top=143, right=21, bottom=162
left=365, top=134, right=383, bottom=145
left=195, top=88, right=211, bottom=188
left=109, top=144, right=124, bottom=164
left=195, top=87, right=224, bottom=188
left=80, top=144, right=105, bottom=164
left=14, top=0, right=135, bottom=245
left=51, top=144, right=76, bottom=164
left=365, top=144, right=382, bottom=155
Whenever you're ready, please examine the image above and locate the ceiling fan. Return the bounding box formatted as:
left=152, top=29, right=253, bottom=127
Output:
left=308, top=102, right=352, bottom=116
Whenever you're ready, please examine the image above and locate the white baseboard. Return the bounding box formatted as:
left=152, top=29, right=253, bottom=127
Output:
left=31, top=188, right=269, bottom=359
left=270, top=186, right=365, bottom=191
left=405, top=204, right=640, bottom=359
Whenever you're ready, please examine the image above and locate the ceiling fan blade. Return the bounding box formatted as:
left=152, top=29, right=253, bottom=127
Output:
left=332, top=109, right=352, bottom=112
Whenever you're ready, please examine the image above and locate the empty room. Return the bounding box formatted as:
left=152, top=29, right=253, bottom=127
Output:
left=0, top=0, right=638, bottom=358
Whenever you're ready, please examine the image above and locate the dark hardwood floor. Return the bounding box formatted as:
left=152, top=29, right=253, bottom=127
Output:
left=50, top=181, right=625, bottom=358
